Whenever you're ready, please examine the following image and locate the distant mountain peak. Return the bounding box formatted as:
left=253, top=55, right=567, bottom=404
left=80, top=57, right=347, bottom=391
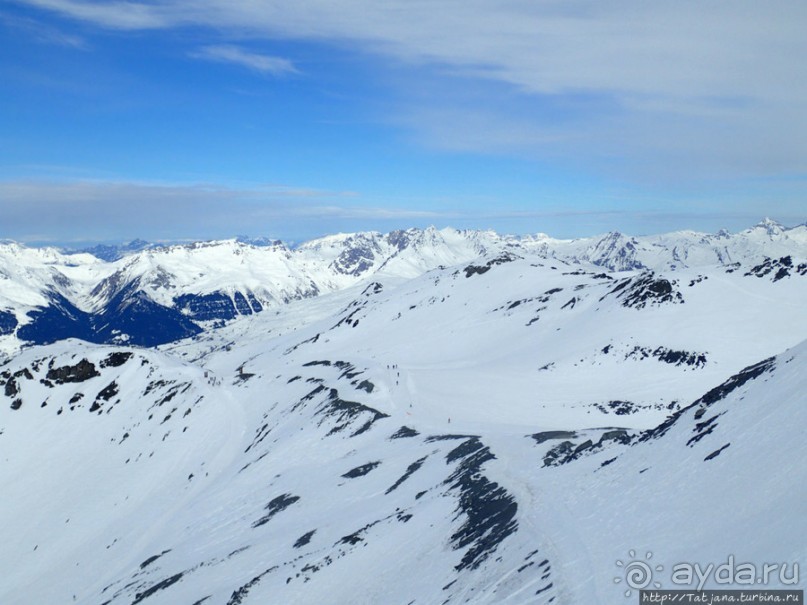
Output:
left=73, top=238, right=153, bottom=261
left=753, top=217, right=785, bottom=235
left=235, top=235, right=285, bottom=247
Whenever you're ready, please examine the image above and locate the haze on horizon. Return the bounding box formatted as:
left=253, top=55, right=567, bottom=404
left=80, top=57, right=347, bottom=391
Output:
left=1, top=1, right=806, bottom=243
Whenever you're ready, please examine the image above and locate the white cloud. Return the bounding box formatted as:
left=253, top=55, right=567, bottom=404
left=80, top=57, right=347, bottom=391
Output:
left=190, top=45, right=297, bottom=75
left=16, top=0, right=173, bottom=29
left=0, top=179, right=447, bottom=241
left=17, top=1, right=806, bottom=100
left=11, top=0, right=807, bottom=179
left=0, top=11, right=87, bottom=47
left=1, top=178, right=802, bottom=243
left=0, top=179, right=351, bottom=208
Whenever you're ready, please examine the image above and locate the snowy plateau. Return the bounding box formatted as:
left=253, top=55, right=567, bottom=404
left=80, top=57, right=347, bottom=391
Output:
left=0, top=219, right=806, bottom=605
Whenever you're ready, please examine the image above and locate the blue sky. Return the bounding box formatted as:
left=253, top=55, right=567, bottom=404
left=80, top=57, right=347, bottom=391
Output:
left=1, top=1, right=806, bottom=244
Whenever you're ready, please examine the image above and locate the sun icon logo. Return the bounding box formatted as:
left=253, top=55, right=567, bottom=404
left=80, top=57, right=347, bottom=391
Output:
left=614, top=550, right=664, bottom=597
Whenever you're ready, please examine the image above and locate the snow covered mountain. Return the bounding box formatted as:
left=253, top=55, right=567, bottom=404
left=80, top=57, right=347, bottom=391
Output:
left=0, top=232, right=805, bottom=604
left=0, top=228, right=512, bottom=355
left=69, top=239, right=154, bottom=262
left=521, top=218, right=807, bottom=271
left=0, top=220, right=804, bottom=358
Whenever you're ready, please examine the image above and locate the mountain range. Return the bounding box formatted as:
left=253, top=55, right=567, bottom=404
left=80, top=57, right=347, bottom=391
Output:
left=1, top=218, right=804, bottom=356
left=0, top=218, right=805, bottom=604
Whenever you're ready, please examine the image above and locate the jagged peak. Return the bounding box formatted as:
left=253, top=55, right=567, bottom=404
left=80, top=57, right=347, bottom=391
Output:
left=752, top=217, right=785, bottom=235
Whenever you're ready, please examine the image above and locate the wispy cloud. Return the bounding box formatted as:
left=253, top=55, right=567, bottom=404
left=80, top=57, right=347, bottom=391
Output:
left=1, top=178, right=800, bottom=243
left=190, top=45, right=297, bottom=76
left=10, top=0, right=807, bottom=180
left=16, top=0, right=171, bottom=30
left=16, top=1, right=806, bottom=100
left=0, top=179, right=444, bottom=241
left=0, top=179, right=350, bottom=206
left=0, top=11, right=87, bottom=48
